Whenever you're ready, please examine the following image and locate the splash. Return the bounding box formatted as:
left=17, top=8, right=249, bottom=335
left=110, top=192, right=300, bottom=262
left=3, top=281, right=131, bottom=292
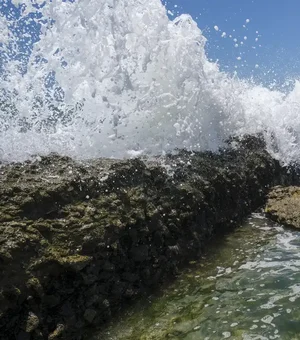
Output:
left=0, top=0, right=300, bottom=164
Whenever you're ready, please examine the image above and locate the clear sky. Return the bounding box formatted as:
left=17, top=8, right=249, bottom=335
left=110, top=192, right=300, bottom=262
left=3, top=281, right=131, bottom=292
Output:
left=164, top=0, right=300, bottom=85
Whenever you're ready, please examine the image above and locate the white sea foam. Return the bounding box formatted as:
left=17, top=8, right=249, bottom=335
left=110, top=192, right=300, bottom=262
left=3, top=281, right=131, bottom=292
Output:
left=0, top=0, right=300, bottom=163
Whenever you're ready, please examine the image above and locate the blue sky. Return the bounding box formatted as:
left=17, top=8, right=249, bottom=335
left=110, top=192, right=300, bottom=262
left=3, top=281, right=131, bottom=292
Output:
left=164, top=0, right=300, bottom=85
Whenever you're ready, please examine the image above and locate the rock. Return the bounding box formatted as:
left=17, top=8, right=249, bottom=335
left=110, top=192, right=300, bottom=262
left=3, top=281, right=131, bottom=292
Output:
left=26, top=277, right=44, bottom=298
left=265, top=186, right=300, bottom=228
left=121, top=272, right=139, bottom=283
left=48, top=324, right=65, bottom=340
left=44, top=295, right=61, bottom=308
left=17, top=331, right=30, bottom=340
left=0, top=135, right=296, bottom=339
left=84, top=309, right=97, bottom=324
left=24, top=312, right=39, bottom=333
left=130, top=245, right=149, bottom=262
left=58, top=255, right=93, bottom=272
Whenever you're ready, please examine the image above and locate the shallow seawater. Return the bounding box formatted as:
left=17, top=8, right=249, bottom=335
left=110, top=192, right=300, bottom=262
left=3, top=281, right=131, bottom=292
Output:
left=90, top=214, right=300, bottom=340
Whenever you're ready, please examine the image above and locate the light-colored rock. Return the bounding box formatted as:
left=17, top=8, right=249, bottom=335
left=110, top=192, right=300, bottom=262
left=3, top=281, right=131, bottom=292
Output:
left=265, top=186, right=300, bottom=229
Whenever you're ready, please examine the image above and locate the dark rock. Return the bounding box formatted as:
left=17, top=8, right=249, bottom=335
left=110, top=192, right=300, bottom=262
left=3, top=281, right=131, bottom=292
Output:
left=130, top=245, right=149, bottom=262
left=83, top=309, right=97, bottom=324
left=26, top=278, right=44, bottom=298
left=85, top=294, right=101, bottom=308
left=0, top=135, right=296, bottom=340
left=44, top=295, right=61, bottom=308
left=121, top=272, right=139, bottom=283
left=17, top=331, right=30, bottom=340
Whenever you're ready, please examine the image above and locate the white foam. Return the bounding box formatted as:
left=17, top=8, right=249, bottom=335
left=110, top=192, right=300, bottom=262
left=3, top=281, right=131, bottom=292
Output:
left=1, top=0, right=300, bottom=164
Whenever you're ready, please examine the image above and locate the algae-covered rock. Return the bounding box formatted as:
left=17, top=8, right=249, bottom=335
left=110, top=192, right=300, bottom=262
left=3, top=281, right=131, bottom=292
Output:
left=265, top=186, right=300, bottom=229
left=24, top=312, right=40, bottom=333
left=0, top=136, right=292, bottom=339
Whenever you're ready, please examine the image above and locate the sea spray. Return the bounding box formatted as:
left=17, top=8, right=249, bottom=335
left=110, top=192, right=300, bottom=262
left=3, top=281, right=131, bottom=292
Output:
left=0, top=0, right=300, bottom=164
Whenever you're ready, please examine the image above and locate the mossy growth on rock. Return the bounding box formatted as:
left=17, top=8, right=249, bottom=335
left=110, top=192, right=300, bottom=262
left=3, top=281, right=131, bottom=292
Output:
left=265, top=186, right=300, bottom=229
left=0, top=135, right=293, bottom=339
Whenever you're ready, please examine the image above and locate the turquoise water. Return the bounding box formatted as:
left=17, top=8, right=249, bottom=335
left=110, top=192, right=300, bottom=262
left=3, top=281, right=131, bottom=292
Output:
left=91, top=214, right=300, bottom=340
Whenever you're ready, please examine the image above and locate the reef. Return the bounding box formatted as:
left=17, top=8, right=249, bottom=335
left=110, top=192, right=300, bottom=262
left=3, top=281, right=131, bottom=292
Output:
left=0, top=136, right=293, bottom=339
left=265, top=186, right=300, bottom=229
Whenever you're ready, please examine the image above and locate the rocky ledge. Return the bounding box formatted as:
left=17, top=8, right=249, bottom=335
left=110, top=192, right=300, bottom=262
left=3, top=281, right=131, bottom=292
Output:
left=265, top=186, right=300, bottom=229
left=0, top=136, right=293, bottom=339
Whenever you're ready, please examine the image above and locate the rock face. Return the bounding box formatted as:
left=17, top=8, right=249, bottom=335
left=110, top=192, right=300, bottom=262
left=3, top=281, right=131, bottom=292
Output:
left=0, top=136, right=290, bottom=339
left=265, top=186, right=300, bottom=229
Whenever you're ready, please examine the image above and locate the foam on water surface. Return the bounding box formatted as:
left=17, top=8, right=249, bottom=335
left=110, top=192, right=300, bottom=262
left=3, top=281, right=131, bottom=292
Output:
left=0, top=0, right=300, bottom=163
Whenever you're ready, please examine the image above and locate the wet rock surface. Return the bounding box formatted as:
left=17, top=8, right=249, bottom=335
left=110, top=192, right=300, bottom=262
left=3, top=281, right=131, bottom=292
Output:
left=0, top=136, right=293, bottom=339
left=265, top=186, right=300, bottom=229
